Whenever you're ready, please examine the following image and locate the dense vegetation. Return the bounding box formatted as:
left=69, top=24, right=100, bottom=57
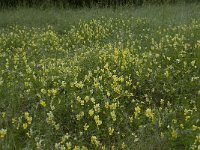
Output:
left=0, top=0, right=199, bottom=8
left=0, top=6, right=200, bottom=150
left=0, top=3, right=200, bottom=150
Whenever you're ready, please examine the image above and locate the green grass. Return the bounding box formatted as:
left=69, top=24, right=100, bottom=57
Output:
left=0, top=3, right=200, bottom=32
left=0, top=4, right=200, bottom=150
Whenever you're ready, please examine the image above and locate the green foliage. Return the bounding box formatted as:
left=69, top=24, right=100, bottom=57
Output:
left=0, top=15, right=200, bottom=149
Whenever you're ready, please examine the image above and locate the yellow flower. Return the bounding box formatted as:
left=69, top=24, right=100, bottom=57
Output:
left=111, top=111, right=116, bottom=121
left=77, top=96, right=81, bottom=103
left=192, top=125, right=198, bottom=131
left=52, top=89, right=58, bottom=96
left=91, top=136, right=97, bottom=144
left=0, top=129, right=7, bottom=138
left=48, top=89, right=58, bottom=96
left=2, top=112, right=6, bottom=118
left=185, top=116, right=190, bottom=121
left=180, top=124, right=184, bottom=129
left=84, top=123, right=89, bottom=131
left=104, top=63, right=109, bottom=70
left=90, top=97, right=95, bottom=104
left=73, top=146, right=80, bottom=150
left=172, top=119, right=177, bottom=124
left=134, top=106, right=141, bottom=118
left=164, top=70, right=169, bottom=77
left=80, top=100, right=84, bottom=106
left=94, top=103, right=100, bottom=113
left=108, top=127, right=114, bottom=136
left=184, top=109, right=189, bottom=115
left=76, top=112, right=84, bottom=121
left=66, top=142, right=72, bottom=150
left=160, top=99, right=164, bottom=105
left=24, top=112, right=29, bottom=119
left=196, top=135, right=200, bottom=143
left=40, top=100, right=46, bottom=107
left=106, top=91, right=111, bottom=97
left=84, top=96, right=90, bottom=103
left=111, top=146, right=115, bottom=150
left=171, top=129, right=177, bottom=139
left=23, top=123, right=28, bottom=129
left=75, top=81, right=84, bottom=89
left=12, top=118, right=16, bottom=124
left=105, top=102, right=109, bottom=109
left=110, top=103, right=117, bottom=110
left=129, top=116, right=133, bottom=123
left=191, top=60, right=196, bottom=67
left=145, top=108, right=154, bottom=119
left=121, top=142, right=126, bottom=149
left=27, top=117, right=32, bottom=124
left=91, top=136, right=100, bottom=146
left=89, top=109, right=94, bottom=117
left=61, top=81, right=66, bottom=87
left=94, top=115, right=102, bottom=126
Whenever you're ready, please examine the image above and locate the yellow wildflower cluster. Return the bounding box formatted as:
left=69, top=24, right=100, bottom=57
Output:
left=0, top=129, right=7, bottom=138
left=0, top=17, right=199, bottom=149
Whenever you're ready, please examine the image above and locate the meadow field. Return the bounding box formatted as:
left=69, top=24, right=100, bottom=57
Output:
left=0, top=3, right=200, bottom=150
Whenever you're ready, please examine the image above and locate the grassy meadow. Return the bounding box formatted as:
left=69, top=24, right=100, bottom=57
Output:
left=0, top=3, right=200, bottom=150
